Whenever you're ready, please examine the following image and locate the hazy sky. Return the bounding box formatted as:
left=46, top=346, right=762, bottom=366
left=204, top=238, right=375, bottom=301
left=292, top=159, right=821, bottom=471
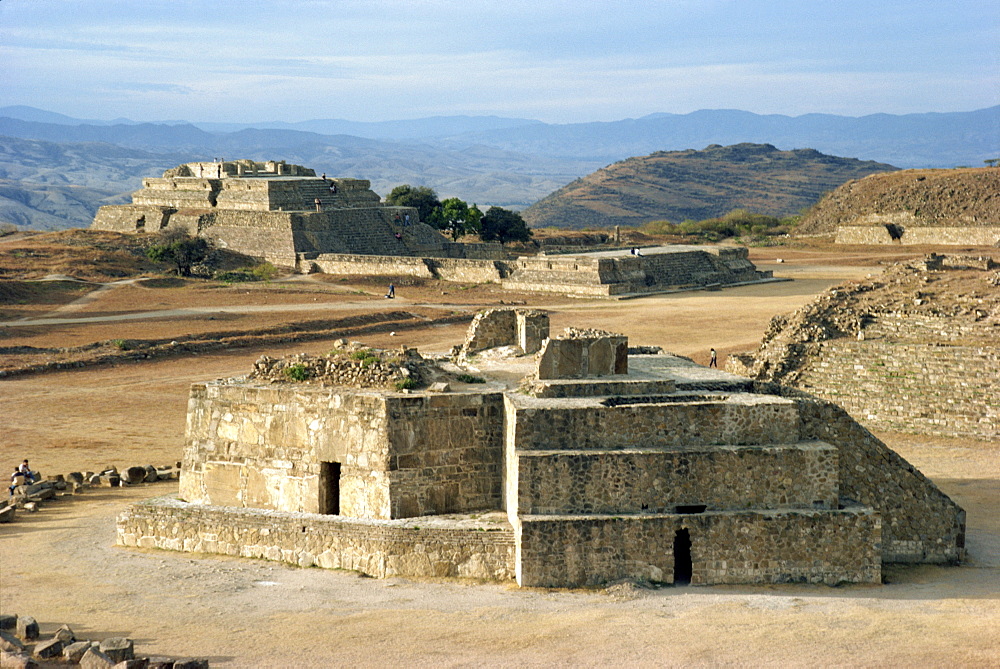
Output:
left=2, top=0, right=997, bottom=123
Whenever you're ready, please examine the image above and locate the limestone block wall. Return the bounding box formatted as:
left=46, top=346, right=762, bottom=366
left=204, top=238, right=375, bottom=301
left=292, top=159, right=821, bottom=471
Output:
left=192, top=210, right=301, bottom=265
left=783, top=391, right=966, bottom=563
left=91, top=205, right=173, bottom=233
left=836, top=225, right=1000, bottom=245
left=506, top=394, right=801, bottom=452
left=180, top=382, right=507, bottom=521
left=516, top=509, right=881, bottom=587
left=796, top=341, right=999, bottom=440
left=536, top=335, right=628, bottom=379
left=180, top=383, right=392, bottom=518
left=384, top=393, right=505, bottom=518
left=513, top=442, right=839, bottom=515
left=461, top=308, right=550, bottom=355
left=134, top=178, right=220, bottom=208
left=308, top=253, right=505, bottom=283
left=118, top=496, right=515, bottom=581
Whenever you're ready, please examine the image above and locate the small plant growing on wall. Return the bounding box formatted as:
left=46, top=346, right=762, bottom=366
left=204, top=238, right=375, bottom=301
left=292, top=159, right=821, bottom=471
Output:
left=284, top=363, right=311, bottom=382
left=394, top=378, right=416, bottom=391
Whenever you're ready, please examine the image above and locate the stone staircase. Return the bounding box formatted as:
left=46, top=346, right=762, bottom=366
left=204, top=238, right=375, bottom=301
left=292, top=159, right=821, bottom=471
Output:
left=504, top=390, right=880, bottom=587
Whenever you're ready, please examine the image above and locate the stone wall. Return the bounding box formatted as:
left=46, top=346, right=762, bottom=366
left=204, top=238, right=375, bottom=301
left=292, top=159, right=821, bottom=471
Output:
left=308, top=254, right=506, bottom=283
left=794, top=340, right=999, bottom=440
left=776, top=389, right=966, bottom=563
left=118, top=496, right=515, bottom=580
left=180, top=382, right=505, bottom=521
left=506, top=393, right=800, bottom=451
left=461, top=308, right=550, bottom=356
left=837, top=225, right=1000, bottom=245
left=513, top=442, right=839, bottom=515
left=535, top=332, right=628, bottom=379
left=516, top=509, right=881, bottom=587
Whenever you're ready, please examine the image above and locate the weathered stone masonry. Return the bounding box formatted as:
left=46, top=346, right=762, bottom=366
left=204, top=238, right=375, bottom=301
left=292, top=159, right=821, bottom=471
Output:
left=120, top=315, right=964, bottom=588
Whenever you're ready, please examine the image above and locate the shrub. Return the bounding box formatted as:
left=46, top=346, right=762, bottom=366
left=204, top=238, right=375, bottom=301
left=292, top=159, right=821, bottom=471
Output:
left=394, top=378, right=416, bottom=391
left=111, top=338, right=132, bottom=351
left=456, top=374, right=486, bottom=384
left=284, top=363, right=311, bottom=382
left=350, top=349, right=378, bottom=364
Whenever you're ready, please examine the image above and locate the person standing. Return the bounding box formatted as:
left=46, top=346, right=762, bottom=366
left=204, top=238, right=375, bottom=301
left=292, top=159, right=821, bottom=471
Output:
left=386, top=283, right=395, bottom=299
left=709, top=348, right=718, bottom=368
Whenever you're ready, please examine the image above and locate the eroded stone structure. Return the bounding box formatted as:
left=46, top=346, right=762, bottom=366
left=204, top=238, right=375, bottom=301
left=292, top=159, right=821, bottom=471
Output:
left=118, top=309, right=965, bottom=588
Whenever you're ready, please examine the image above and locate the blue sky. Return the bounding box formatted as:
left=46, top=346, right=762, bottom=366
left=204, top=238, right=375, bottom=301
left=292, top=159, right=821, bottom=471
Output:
left=1, top=0, right=997, bottom=123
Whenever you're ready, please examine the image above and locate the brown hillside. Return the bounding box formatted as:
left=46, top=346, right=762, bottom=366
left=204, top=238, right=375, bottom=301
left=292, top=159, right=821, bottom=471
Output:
left=796, top=167, right=1000, bottom=235
left=522, top=143, right=896, bottom=230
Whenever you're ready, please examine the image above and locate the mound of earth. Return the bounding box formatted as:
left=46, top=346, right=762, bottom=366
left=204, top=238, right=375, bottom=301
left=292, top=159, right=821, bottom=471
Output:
left=729, top=254, right=1000, bottom=385
left=521, top=143, right=896, bottom=230
left=0, top=228, right=258, bottom=281
left=795, top=167, right=1000, bottom=235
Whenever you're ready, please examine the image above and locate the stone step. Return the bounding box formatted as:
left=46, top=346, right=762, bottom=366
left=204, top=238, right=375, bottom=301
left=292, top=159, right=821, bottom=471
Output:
left=510, top=440, right=839, bottom=515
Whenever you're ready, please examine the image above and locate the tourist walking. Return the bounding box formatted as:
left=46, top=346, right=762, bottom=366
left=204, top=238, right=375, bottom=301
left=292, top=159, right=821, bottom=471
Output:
left=709, top=348, right=717, bottom=368
left=385, top=283, right=395, bottom=299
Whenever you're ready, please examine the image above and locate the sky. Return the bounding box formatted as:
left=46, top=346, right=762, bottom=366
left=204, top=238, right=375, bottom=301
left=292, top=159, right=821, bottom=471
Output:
left=1, top=0, right=997, bottom=124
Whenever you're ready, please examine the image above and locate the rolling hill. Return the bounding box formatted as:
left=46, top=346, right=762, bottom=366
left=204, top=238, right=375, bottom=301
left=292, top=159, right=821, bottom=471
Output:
left=521, top=143, right=898, bottom=229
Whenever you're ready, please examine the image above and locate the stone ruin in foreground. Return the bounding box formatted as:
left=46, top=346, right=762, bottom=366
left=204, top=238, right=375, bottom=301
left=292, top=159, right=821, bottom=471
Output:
left=91, top=160, right=778, bottom=298
left=117, top=309, right=965, bottom=587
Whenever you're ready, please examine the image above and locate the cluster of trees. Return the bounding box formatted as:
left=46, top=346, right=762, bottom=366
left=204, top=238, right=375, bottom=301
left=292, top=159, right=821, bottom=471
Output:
left=385, top=185, right=532, bottom=245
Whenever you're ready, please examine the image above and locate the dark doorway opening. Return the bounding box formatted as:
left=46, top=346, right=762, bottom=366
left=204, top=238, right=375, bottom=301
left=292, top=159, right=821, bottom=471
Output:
left=673, top=528, right=692, bottom=585
left=135, top=215, right=145, bottom=232
left=319, top=462, right=341, bottom=515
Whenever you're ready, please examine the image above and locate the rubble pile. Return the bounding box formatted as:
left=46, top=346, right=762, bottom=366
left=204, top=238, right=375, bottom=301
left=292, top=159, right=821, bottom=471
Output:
left=250, top=339, right=440, bottom=390
left=0, top=613, right=208, bottom=668
left=1, top=463, right=180, bottom=526
left=728, top=254, right=1000, bottom=384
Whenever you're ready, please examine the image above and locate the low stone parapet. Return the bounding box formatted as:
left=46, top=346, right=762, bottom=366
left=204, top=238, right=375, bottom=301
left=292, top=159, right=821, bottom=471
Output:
left=117, top=496, right=515, bottom=581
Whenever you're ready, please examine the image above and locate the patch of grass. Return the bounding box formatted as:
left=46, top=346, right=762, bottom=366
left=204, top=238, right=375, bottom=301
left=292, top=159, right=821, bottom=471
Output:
left=111, top=338, right=133, bottom=351
left=284, top=363, right=311, bottom=382
left=457, top=373, right=486, bottom=384
left=215, top=262, right=280, bottom=284
left=350, top=349, right=379, bottom=364
left=394, top=378, right=416, bottom=391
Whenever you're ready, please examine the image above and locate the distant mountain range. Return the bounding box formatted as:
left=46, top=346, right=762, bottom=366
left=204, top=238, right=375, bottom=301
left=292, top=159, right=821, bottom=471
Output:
left=0, top=105, right=996, bottom=230
left=522, top=143, right=898, bottom=229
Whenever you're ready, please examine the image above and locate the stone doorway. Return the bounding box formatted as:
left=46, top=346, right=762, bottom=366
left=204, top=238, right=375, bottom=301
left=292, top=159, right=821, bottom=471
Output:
left=319, top=462, right=341, bottom=515
left=673, top=528, right=692, bottom=585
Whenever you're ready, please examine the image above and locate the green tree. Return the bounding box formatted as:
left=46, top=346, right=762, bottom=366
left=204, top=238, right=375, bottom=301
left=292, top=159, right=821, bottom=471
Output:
left=384, top=184, right=441, bottom=222
left=479, top=207, right=533, bottom=245
left=146, top=230, right=210, bottom=277
left=427, top=198, right=483, bottom=241
left=985, top=158, right=999, bottom=167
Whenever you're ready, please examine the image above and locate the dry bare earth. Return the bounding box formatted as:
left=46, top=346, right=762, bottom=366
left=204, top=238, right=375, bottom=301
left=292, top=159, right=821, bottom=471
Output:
left=1, top=241, right=998, bottom=666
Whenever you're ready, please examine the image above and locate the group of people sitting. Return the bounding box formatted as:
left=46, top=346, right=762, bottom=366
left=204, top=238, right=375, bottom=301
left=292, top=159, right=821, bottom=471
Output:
left=8, top=459, right=38, bottom=496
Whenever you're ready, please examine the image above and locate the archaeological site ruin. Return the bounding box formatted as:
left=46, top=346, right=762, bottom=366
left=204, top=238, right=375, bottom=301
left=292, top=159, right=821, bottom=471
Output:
left=91, top=160, right=779, bottom=297
left=117, top=308, right=966, bottom=588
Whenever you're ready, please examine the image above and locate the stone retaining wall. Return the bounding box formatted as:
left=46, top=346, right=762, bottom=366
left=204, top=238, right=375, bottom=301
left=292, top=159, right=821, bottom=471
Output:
left=796, top=340, right=999, bottom=439
left=307, top=253, right=505, bottom=283
left=516, top=509, right=881, bottom=587
left=513, top=442, right=839, bottom=515
left=117, top=496, right=515, bottom=581
left=837, top=225, right=1000, bottom=245
left=779, top=390, right=966, bottom=563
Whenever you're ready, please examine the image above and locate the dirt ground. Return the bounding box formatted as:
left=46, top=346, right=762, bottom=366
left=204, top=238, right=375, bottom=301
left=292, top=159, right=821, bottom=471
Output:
left=2, top=245, right=998, bottom=666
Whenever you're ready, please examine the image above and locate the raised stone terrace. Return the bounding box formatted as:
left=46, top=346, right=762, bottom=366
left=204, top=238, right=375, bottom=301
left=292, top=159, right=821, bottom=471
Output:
left=118, top=308, right=964, bottom=589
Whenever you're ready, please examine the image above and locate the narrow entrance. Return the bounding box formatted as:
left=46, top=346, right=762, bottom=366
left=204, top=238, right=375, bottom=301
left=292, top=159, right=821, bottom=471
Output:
left=319, top=462, right=341, bottom=515
left=673, top=528, right=692, bottom=585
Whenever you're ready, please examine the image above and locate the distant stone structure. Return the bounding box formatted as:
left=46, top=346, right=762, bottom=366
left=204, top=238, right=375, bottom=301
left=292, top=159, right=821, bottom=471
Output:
left=118, top=309, right=964, bottom=588
left=793, top=168, right=1000, bottom=246
left=91, top=161, right=779, bottom=297
left=91, top=159, right=491, bottom=266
